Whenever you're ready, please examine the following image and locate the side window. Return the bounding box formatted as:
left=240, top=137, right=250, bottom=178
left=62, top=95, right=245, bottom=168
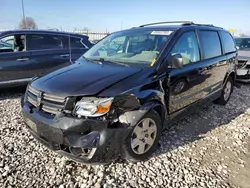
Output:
left=70, top=37, right=85, bottom=48
left=199, top=31, right=222, bottom=59
left=26, top=34, right=63, bottom=50
left=62, top=37, right=89, bottom=49
left=220, top=31, right=236, bottom=54
left=0, top=35, right=14, bottom=51
left=0, top=35, right=25, bottom=52
left=81, top=37, right=93, bottom=48
left=170, top=31, right=200, bottom=65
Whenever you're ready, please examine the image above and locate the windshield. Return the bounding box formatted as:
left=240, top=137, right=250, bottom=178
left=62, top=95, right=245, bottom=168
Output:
left=83, top=29, right=174, bottom=66
left=234, top=37, right=250, bottom=50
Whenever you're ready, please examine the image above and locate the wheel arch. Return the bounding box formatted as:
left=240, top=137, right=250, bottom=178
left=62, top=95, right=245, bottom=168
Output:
left=223, top=71, right=236, bottom=86
left=118, top=100, right=167, bottom=128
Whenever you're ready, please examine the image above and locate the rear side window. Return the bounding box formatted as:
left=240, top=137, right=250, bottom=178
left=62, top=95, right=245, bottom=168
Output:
left=81, top=37, right=92, bottom=48
left=70, top=37, right=84, bottom=48
left=27, top=34, right=63, bottom=50
left=220, top=31, right=236, bottom=53
left=199, top=31, right=222, bottom=59
left=62, top=36, right=89, bottom=49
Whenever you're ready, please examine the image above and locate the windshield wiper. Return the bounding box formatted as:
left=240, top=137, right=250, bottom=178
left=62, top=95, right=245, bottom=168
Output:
left=105, top=60, right=129, bottom=67
left=82, top=56, right=104, bottom=64
left=82, top=56, right=129, bottom=67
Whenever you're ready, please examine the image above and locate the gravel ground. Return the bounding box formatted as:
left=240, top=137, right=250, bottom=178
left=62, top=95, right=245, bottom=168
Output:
left=0, top=84, right=249, bottom=188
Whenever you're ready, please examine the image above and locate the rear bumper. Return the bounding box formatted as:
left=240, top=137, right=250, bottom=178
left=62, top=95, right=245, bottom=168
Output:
left=22, top=102, right=131, bottom=164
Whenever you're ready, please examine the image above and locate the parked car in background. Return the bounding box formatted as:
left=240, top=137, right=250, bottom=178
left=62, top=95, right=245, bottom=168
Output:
left=0, top=30, right=92, bottom=88
left=22, top=21, right=236, bottom=164
left=234, top=37, right=250, bottom=83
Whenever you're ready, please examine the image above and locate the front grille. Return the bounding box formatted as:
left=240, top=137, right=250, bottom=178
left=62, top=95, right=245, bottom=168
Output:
left=237, top=60, right=248, bottom=68
left=26, top=85, right=66, bottom=115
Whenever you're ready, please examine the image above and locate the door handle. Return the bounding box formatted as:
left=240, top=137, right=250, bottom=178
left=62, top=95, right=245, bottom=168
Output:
left=16, top=58, right=29, bottom=61
left=60, top=54, right=69, bottom=57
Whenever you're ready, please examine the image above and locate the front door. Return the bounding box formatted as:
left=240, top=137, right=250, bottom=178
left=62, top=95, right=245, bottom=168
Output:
left=0, top=34, right=33, bottom=85
left=166, top=29, right=228, bottom=114
left=166, top=30, right=213, bottom=114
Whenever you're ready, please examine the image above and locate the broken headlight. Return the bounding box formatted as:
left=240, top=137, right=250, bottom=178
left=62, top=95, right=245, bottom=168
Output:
left=74, top=97, right=113, bottom=117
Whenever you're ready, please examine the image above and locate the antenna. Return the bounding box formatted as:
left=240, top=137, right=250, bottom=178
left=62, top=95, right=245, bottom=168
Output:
left=68, top=32, right=72, bottom=63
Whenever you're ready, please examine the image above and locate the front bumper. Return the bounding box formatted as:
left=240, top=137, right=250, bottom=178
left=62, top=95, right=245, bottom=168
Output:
left=22, top=102, right=131, bottom=164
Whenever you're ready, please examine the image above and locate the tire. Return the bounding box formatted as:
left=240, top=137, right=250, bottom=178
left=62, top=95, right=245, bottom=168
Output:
left=122, top=109, right=162, bottom=162
left=214, top=77, right=233, bottom=105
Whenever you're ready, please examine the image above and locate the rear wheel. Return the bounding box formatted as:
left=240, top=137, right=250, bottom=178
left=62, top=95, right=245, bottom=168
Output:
left=214, top=77, right=233, bottom=105
left=123, top=110, right=162, bottom=162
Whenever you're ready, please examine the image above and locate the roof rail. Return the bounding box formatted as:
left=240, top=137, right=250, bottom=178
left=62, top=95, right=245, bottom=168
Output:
left=187, top=23, right=214, bottom=27
left=139, top=21, right=194, bottom=27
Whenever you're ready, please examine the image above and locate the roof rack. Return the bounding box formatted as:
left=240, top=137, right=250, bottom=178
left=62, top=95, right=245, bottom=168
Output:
left=139, top=21, right=194, bottom=27
left=138, top=21, right=220, bottom=28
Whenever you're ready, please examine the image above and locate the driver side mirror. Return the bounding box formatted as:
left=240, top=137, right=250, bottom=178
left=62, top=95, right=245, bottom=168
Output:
left=167, top=54, right=184, bottom=69
left=236, top=46, right=239, bottom=50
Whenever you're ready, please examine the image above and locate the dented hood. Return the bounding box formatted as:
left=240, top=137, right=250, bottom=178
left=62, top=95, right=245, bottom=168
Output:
left=31, top=60, right=142, bottom=96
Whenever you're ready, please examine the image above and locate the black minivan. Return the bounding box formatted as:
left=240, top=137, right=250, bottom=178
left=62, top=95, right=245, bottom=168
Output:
left=0, top=29, right=92, bottom=88
left=22, top=21, right=237, bottom=164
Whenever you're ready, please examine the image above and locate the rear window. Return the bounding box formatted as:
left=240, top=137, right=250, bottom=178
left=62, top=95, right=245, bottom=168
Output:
left=220, top=31, right=236, bottom=54
left=199, top=31, right=222, bottom=59
left=62, top=36, right=90, bottom=49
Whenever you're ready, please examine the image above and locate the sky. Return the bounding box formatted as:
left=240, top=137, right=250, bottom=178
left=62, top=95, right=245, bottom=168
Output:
left=1, top=0, right=250, bottom=33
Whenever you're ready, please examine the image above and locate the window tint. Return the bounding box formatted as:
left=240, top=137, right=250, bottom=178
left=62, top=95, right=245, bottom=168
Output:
left=220, top=31, right=236, bottom=53
left=26, top=34, right=63, bottom=50
left=81, top=37, right=92, bottom=48
left=170, top=31, right=200, bottom=65
left=62, top=37, right=87, bottom=49
left=199, top=31, right=222, bottom=59
left=70, top=37, right=85, bottom=48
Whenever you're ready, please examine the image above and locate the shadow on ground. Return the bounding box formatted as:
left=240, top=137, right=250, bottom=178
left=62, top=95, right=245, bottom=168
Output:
left=0, top=86, right=26, bottom=100
left=153, top=83, right=250, bottom=158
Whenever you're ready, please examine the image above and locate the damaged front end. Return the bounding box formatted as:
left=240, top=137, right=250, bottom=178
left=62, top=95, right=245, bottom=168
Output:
left=22, top=85, right=164, bottom=164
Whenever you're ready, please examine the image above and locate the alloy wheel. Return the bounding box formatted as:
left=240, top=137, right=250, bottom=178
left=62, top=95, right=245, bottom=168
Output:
left=224, top=81, right=232, bottom=101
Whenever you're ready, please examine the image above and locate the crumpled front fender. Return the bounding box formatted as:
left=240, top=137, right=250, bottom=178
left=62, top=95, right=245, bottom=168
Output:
left=118, top=101, right=165, bottom=127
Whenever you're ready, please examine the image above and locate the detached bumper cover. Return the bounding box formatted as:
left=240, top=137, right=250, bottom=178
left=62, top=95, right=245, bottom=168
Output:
left=22, top=102, right=130, bottom=164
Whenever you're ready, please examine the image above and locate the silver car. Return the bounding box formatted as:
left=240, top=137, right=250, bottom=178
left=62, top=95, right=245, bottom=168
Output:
left=235, top=37, right=250, bottom=83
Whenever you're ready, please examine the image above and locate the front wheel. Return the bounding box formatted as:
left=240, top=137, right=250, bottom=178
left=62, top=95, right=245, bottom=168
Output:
left=122, top=110, right=162, bottom=162
left=214, top=77, right=233, bottom=105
